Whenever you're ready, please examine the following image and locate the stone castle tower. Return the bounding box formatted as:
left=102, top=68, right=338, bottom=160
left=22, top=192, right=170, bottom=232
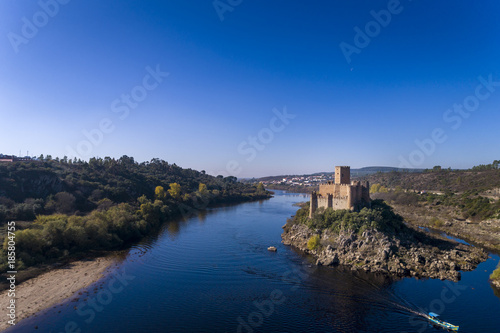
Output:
left=309, top=166, right=370, bottom=218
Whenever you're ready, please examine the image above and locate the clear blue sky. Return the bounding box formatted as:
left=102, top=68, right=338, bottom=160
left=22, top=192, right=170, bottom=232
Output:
left=1, top=0, right=499, bottom=177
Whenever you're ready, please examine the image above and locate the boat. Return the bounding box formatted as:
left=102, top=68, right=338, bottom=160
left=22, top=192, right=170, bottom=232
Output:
left=267, top=246, right=277, bottom=252
left=425, top=312, right=459, bottom=331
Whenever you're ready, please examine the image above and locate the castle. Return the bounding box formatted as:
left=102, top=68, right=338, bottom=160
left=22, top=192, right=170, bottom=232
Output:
left=309, top=166, right=370, bottom=218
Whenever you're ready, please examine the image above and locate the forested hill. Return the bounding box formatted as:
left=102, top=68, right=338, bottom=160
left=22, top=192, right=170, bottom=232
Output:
left=0, top=156, right=270, bottom=222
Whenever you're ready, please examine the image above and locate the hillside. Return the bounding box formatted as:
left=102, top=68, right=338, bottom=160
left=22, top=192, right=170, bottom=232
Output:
left=0, top=156, right=270, bottom=222
left=365, top=164, right=500, bottom=251
left=363, top=168, right=500, bottom=193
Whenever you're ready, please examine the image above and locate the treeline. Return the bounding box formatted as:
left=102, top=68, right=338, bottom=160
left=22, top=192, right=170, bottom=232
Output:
left=289, top=200, right=405, bottom=235
left=0, top=156, right=271, bottom=270
left=0, top=156, right=270, bottom=222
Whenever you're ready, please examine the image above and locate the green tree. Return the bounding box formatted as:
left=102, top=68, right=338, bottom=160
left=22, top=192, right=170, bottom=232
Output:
left=168, top=183, right=181, bottom=200
left=307, top=235, right=321, bottom=250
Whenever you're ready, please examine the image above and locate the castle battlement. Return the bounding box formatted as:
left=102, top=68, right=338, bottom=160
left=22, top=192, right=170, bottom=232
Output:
left=310, top=166, right=371, bottom=218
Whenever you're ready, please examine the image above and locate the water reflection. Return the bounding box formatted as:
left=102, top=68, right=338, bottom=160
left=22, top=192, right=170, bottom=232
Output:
left=284, top=246, right=402, bottom=331
left=197, top=210, right=208, bottom=222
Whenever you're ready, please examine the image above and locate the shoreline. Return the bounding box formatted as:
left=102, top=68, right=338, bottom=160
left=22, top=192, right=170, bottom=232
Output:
left=0, top=256, right=115, bottom=332
left=386, top=201, right=500, bottom=253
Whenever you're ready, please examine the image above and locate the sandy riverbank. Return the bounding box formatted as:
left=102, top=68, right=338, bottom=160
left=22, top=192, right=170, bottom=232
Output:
left=0, top=256, right=115, bottom=332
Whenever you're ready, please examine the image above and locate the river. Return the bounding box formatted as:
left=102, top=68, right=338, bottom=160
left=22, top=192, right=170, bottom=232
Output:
left=7, top=191, right=500, bottom=332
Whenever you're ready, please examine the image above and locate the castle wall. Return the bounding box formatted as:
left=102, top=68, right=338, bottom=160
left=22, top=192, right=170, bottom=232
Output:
left=361, top=180, right=370, bottom=203
left=317, top=196, right=329, bottom=209
left=315, top=195, right=350, bottom=211
left=318, top=183, right=351, bottom=198
left=332, top=196, right=350, bottom=210
left=309, top=192, right=318, bottom=218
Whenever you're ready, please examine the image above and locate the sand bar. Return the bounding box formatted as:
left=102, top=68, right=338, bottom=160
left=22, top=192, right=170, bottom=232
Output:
left=0, top=256, right=115, bottom=332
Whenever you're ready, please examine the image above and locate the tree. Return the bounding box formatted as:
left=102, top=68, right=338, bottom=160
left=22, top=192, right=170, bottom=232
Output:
left=371, top=184, right=381, bottom=193
left=256, top=182, right=265, bottom=193
left=54, top=192, right=76, bottom=214
left=198, top=183, right=208, bottom=196
left=379, top=185, right=389, bottom=193
left=155, top=186, right=166, bottom=201
left=168, top=183, right=181, bottom=200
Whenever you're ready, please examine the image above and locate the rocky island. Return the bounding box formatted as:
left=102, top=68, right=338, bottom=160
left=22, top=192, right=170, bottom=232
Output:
left=281, top=166, right=488, bottom=282
left=282, top=200, right=488, bottom=282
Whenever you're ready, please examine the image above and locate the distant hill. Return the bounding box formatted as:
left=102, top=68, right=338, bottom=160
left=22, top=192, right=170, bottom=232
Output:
left=253, top=166, right=424, bottom=183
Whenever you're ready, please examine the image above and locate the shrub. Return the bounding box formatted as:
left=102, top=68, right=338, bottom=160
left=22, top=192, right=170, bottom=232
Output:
left=307, top=235, right=321, bottom=250
left=430, top=217, right=444, bottom=227
left=299, top=200, right=404, bottom=235
left=491, top=264, right=500, bottom=281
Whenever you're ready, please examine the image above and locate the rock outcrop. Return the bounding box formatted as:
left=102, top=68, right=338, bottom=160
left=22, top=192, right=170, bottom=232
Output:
left=282, top=223, right=488, bottom=282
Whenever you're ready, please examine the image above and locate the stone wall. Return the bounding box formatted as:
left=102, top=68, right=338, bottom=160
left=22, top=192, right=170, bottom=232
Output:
left=309, top=166, right=371, bottom=217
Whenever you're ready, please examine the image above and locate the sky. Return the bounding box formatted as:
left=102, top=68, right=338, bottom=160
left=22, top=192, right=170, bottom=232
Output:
left=1, top=0, right=499, bottom=177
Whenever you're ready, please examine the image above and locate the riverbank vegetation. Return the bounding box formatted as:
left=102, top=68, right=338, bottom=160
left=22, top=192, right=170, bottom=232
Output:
left=491, top=264, right=500, bottom=283
left=290, top=200, right=405, bottom=235
left=0, top=156, right=272, bottom=271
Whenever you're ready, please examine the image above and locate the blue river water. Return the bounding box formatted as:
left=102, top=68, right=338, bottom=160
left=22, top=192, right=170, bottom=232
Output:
left=6, top=191, right=500, bottom=332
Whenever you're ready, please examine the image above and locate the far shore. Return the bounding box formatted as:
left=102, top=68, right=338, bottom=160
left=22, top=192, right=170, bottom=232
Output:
left=0, top=256, right=116, bottom=332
